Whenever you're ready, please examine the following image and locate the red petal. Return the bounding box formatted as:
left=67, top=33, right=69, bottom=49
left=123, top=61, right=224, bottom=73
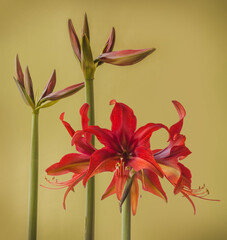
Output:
left=169, top=101, right=186, bottom=140
left=80, top=103, right=92, bottom=143
left=115, top=172, right=128, bottom=200
left=131, top=177, right=139, bottom=215
left=129, top=147, right=164, bottom=177
left=97, top=48, right=155, bottom=66
left=131, top=123, right=168, bottom=150
left=63, top=172, right=86, bottom=209
left=110, top=100, right=137, bottom=149
left=101, top=175, right=116, bottom=200
left=84, top=126, right=121, bottom=152
left=75, top=137, right=95, bottom=155
left=174, top=163, right=191, bottom=194
left=46, top=153, right=89, bottom=176
left=60, top=112, right=75, bottom=137
left=83, top=147, right=119, bottom=186
left=156, top=158, right=180, bottom=185
left=138, top=170, right=167, bottom=202
left=154, top=135, right=191, bottom=161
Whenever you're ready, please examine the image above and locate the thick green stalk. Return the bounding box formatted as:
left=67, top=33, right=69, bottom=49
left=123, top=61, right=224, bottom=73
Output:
left=28, top=109, right=39, bottom=240
left=85, top=78, right=95, bottom=240
left=122, top=191, right=131, bottom=240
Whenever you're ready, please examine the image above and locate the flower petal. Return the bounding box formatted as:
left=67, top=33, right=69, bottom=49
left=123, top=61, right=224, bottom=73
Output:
left=76, top=137, right=96, bottom=155
left=110, top=100, right=137, bottom=149
left=40, top=82, right=84, bottom=103
left=83, top=126, right=121, bottom=152
left=131, top=177, right=139, bottom=215
left=97, top=48, right=156, bottom=66
left=80, top=103, right=92, bottom=143
left=46, top=153, right=89, bottom=176
left=115, top=172, right=128, bottom=200
left=83, top=147, right=119, bottom=186
left=15, top=54, right=24, bottom=87
left=156, top=158, right=180, bottom=185
left=24, top=66, right=35, bottom=104
left=154, top=135, right=191, bottom=161
left=129, top=147, right=164, bottom=177
left=169, top=101, right=186, bottom=140
left=101, top=175, right=116, bottom=200
left=63, top=172, right=86, bottom=209
left=38, top=70, right=56, bottom=102
left=174, top=163, right=191, bottom=194
left=97, top=27, right=115, bottom=66
left=102, top=27, right=115, bottom=54
left=131, top=123, right=168, bottom=150
left=68, top=19, right=81, bottom=62
left=138, top=170, right=167, bottom=202
left=60, top=112, right=75, bottom=137
left=13, top=76, right=34, bottom=107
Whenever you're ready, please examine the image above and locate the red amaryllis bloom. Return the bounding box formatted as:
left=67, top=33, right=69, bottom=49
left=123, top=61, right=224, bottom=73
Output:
left=45, top=103, right=95, bottom=209
left=72, top=100, right=218, bottom=214
left=153, top=101, right=217, bottom=213
left=72, top=100, right=169, bottom=215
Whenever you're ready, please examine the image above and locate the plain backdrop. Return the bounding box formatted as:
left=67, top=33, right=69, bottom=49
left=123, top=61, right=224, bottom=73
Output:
left=0, top=0, right=226, bottom=239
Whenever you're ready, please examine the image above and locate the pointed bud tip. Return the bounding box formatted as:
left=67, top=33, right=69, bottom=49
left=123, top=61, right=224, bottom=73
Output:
left=68, top=19, right=72, bottom=25
left=109, top=99, right=116, bottom=105
left=59, top=112, right=65, bottom=121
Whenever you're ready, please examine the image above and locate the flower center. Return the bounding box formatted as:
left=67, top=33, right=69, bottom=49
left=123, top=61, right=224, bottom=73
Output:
left=115, top=158, right=129, bottom=177
left=122, top=150, right=129, bottom=160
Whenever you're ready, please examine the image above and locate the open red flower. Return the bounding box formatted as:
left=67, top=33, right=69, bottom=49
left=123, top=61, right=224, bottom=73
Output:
left=71, top=100, right=218, bottom=214
left=45, top=103, right=95, bottom=209
left=153, top=101, right=217, bottom=213
left=72, top=100, right=169, bottom=215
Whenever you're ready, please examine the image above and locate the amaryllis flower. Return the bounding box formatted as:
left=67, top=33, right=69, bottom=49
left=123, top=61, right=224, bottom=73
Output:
left=45, top=103, right=95, bottom=209
left=72, top=100, right=218, bottom=215
left=68, top=14, right=155, bottom=80
left=14, top=55, right=84, bottom=110
left=72, top=100, right=168, bottom=215
left=153, top=101, right=217, bottom=213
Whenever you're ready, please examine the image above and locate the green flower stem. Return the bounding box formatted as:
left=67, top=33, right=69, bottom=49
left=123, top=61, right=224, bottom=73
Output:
left=122, top=190, right=131, bottom=240
left=85, top=78, right=95, bottom=240
left=28, top=109, right=39, bottom=240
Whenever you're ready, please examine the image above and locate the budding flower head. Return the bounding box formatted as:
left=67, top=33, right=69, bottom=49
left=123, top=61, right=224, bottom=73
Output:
left=14, top=55, right=85, bottom=111
left=68, top=13, right=156, bottom=78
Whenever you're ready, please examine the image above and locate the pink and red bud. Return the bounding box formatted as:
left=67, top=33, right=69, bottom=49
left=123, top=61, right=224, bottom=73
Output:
left=97, top=48, right=156, bottom=66
left=39, top=82, right=84, bottom=103
left=68, top=19, right=81, bottom=62
left=68, top=14, right=155, bottom=71
left=38, top=70, right=57, bottom=102
left=14, top=55, right=84, bottom=110
left=15, top=54, right=24, bottom=87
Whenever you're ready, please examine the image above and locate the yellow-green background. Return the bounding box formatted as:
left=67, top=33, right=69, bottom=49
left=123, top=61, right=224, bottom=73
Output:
left=1, top=0, right=226, bottom=239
